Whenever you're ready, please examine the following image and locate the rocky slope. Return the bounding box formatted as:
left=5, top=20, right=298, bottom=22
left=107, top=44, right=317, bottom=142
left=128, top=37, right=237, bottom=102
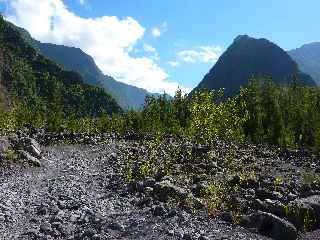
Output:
left=288, top=42, right=320, bottom=85
left=194, top=35, right=316, bottom=97
left=0, top=134, right=271, bottom=240
left=1, top=132, right=320, bottom=239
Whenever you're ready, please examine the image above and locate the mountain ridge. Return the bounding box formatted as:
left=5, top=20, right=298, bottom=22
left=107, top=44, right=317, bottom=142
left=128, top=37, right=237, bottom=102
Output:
left=288, top=42, right=320, bottom=85
left=11, top=23, right=161, bottom=110
left=193, top=35, right=316, bottom=96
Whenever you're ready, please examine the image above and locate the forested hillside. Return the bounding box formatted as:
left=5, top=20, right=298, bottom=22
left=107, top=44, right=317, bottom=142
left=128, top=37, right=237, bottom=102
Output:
left=0, top=16, right=121, bottom=128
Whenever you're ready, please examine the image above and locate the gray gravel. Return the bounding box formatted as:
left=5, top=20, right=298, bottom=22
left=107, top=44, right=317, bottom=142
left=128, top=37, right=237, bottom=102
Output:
left=0, top=140, right=273, bottom=240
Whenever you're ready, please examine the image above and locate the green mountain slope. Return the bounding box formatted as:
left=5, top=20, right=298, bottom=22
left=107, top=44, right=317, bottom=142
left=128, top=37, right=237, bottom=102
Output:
left=194, top=35, right=316, bottom=97
left=288, top=42, right=320, bottom=85
left=12, top=24, right=158, bottom=110
left=0, top=17, right=122, bottom=117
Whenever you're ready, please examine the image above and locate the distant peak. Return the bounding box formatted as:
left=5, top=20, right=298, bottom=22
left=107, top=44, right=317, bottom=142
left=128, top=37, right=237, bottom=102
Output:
left=234, top=34, right=251, bottom=42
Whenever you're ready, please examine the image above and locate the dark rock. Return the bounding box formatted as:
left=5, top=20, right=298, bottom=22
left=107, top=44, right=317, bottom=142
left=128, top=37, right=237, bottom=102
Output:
left=153, top=205, right=167, bottom=216
left=192, top=181, right=208, bottom=197
left=18, top=150, right=41, bottom=167
left=183, top=232, right=193, bottom=240
left=136, top=197, right=152, bottom=208
left=167, top=229, right=174, bottom=236
left=81, top=228, right=97, bottom=238
left=153, top=180, right=188, bottom=202
left=167, top=209, right=178, bottom=218
left=18, top=137, right=42, bottom=158
left=287, top=195, right=320, bottom=230
left=242, top=211, right=297, bottom=240
left=198, top=236, right=209, bottom=240
left=256, top=188, right=276, bottom=200
left=242, top=178, right=259, bottom=189
left=144, top=178, right=156, bottom=188
left=264, top=199, right=285, bottom=217
left=37, top=204, right=48, bottom=215
left=219, top=211, right=233, bottom=223
left=40, top=221, right=52, bottom=234
left=192, top=174, right=207, bottom=184
left=228, top=175, right=241, bottom=186
left=251, top=199, right=266, bottom=211
left=108, top=222, right=125, bottom=232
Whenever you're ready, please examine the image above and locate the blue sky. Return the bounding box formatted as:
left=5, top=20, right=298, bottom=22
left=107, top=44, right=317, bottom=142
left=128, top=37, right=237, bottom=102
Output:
left=1, top=0, right=320, bottom=94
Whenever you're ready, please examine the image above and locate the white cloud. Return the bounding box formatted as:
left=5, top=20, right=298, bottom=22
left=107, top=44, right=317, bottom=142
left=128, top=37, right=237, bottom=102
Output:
left=3, top=0, right=184, bottom=95
left=79, top=0, right=85, bottom=5
left=178, top=46, right=223, bottom=63
left=151, top=27, right=161, bottom=38
left=143, top=44, right=159, bottom=61
left=151, top=22, right=167, bottom=38
left=143, top=44, right=156, bottom=53
left=167, top=61, right=180, bottom=68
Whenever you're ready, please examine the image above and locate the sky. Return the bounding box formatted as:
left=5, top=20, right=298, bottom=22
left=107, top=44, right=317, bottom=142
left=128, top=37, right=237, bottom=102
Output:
left=1, top=0, right=320, bottom=95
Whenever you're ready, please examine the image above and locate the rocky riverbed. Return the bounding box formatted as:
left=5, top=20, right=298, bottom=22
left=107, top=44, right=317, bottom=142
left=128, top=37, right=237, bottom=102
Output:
left=0, top=132, right=320, bottom=239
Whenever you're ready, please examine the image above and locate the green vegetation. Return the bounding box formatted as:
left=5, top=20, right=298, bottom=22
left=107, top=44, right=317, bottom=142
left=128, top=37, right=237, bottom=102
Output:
left=1, top=15, right=320, bottom=153
left=0, top=15, right=122, bottom=128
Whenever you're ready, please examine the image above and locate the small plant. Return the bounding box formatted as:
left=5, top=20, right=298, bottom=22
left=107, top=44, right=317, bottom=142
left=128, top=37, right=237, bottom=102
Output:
left=139, top=160, right=153, bottom=179
left=274, top=176, right=283, bottom=192
left=202, top=183, right=226, bottom=216
left=4, top=149, right=19, bottom=162
left=303, top=209, right=315, bottom=231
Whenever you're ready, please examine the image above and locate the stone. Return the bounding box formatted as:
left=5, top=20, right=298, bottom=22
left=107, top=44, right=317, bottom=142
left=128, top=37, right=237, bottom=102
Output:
left=81, top=229, right=97, bottom=238
left=0, top=137, right=11, bottom=156
left=256, top=188, right=276, bottom=200
left=198, top=236, right=209, bottom=240
left=18, top=137, right=41, bottom=158
left=243, top=211, right=297, bottom=240
left=153, top=205, right=167, bottom=216
left=251, top=199, right=266, bottom=211
left=19, top=150, right=41, bottom=167
left=108, top=222, right=125, bottom=232
left=167, top=209, right=178, bottom=218
left=287, top=195, right=320, bottom=230
left=183, top=232, right=192, bottom=240
left=40, top=221, right=52, bottom=234
left=153, top=180, right=188, bottom=202
left=167, top=229, right=174, bottom=236
left=51, top=222, right=63, bottom=232
left=144, top=178, right=156, bottom=188
left=264, top=199, right=285, bottom=217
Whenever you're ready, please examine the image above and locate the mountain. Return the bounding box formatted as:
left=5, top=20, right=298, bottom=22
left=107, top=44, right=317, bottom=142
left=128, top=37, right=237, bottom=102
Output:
left=288, top=42, right=320, bottom=85
left=194, top=35, right=316, bottom=97
left=12, top=24, right=156, bottom=110
left=0, top=16, right=122, bottom=117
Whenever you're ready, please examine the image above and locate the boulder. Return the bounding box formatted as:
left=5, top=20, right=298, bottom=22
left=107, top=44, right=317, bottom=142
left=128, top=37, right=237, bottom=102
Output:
left=153, top=180, right=189, bottom=202
left=264, top=199, right=286, bottom=218
left=287, top=195, right=320, bottom=230
left=19, top=150, right=41, bottom=167
left=241, top=211, right=297, bottom=240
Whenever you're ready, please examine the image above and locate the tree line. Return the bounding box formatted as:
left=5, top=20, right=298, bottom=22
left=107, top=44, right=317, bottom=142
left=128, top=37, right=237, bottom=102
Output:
left=1, top=76, right=319, bottom=152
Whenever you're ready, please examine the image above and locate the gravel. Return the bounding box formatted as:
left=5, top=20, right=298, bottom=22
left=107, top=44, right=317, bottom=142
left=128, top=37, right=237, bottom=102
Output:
left=0, top=140, right=272, bottom=240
